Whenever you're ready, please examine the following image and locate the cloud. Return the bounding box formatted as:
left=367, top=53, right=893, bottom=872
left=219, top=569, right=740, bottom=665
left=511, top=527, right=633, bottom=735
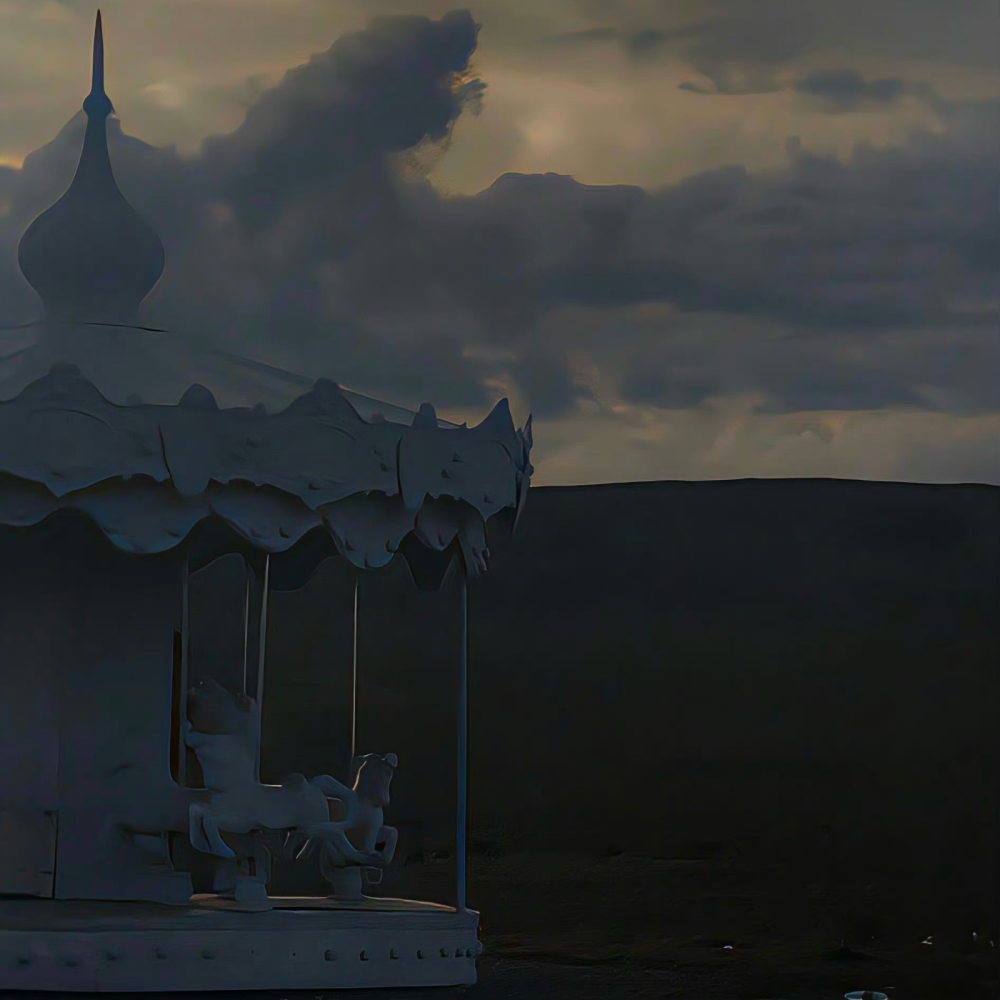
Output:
left=532, top=403, right=1000, bottom=487
left=511, top=351, right=589, bottom=418
left=0, top=11, right=493, bottom=411
left=677, top=81, right=713, bottom=95
left=434, top=97, right=997, bottom=337
left=0, top=8, right=996, bottom=468
left=795, top=69, right=908, bottom=112
left=682, top=68, right=918, bottom=108
left=625, top=27, right=670, bottom=61
left=542, top=20, right=794, bottom=94
left=140, top=81, right=186, bottom=111
left=547, top=0, right=998, bottom=96
left=540, top=16, right=804, bottom=94
left=619, top=368, right=713, bottom=409
left=199, top=9, right=484, bottom=227
left=541, top=26, right=619, bottom=46
left=610, top=315, right=998, bottom=418
left=755, top=359, right=921, bottom=413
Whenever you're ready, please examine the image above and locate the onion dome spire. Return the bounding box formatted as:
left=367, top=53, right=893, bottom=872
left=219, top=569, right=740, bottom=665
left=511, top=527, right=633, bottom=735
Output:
left=82, top=10, right=115, bottom=119
left=17, top=11, right=165, bottom=327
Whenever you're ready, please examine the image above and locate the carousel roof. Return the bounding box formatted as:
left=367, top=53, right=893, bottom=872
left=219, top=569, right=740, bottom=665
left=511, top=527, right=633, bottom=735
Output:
left=0, top=12, right=533, bottom=576
left=0, top=363, right=532, bottom=574
left=17, top=12, right=164, bottom=327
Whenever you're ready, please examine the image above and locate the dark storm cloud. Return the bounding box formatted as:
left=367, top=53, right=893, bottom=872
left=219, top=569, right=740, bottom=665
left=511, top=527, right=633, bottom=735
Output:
left=756, top=361, right=921, bottom=413
left=551, top=0, right=998, bottom=95
left=542, top=20, right=791, bottom=94
left=199, top=10, right=484, bottom=228
left=542, top=27, right=619, bottom=46
left=0, top=10, right=493, bottom=409
left=428, top=99, right=996, bottom=337
left=511, top=352, right=588, bottom=418
left=1, top=9, right=997, bottom=421
left=625, top=27, right=671, bottom=61
left=541, top=17, right=805, bottom=94
left=796, top=70, right=908, bottom=112
left=682, top=67, right=913, bottom=107
left=677, top=81, right=712, bottom=95
left=619, top=368, right=713, bottom=409
left=425, top=93, right=995, bottom=414
left=761, top=329, right=1000, bottom=415
left=614, top=322, right=1000, bottom=417
left=653, top=20, right=801, bottom=94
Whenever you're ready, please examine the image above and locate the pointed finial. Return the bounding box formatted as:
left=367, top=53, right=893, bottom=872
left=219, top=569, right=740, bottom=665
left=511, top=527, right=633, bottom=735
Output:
left=83, top=10, right=114, bottom=118
left=93, top=11, right=104, bottom=93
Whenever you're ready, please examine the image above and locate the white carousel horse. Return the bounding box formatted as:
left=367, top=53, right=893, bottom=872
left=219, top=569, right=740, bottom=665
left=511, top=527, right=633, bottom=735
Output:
left=297, top=753, right=400, bottom=882
left=180, top=678, right=374, bottom=865
left=101, top=678, right=398, bottom=897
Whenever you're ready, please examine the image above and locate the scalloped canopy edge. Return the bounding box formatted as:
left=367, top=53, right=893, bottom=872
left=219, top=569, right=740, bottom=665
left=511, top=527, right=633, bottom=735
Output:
left=0, top=365, right=534, bottom=574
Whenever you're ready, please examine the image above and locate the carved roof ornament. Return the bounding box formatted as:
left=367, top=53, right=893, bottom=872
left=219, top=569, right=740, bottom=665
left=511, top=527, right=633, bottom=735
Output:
left=17, top=11, right=165, bottom=327
left=0, top=364, right=533, bottom=575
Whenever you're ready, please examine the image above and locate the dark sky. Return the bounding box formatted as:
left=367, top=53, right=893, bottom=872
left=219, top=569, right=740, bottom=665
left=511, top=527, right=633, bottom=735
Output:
left=0, top=0, right=997, bottom=484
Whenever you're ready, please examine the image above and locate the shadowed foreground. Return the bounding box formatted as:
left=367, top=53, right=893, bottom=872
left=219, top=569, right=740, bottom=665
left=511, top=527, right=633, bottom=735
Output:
left=253, top=479, right=1000, bottom=997
left=7, top=479, right=988, bottom=998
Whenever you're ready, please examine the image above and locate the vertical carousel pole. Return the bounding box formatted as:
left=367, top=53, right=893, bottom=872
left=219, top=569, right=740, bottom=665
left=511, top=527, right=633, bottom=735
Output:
left=241, top=568, right=251, bottom=697
left=178, top=557, right=189, bottom=786
left=456, top=567, right=469, bottom=912
left=253, top=553, right=271, bottom=782
left=350, top=571, right=359, bottom=766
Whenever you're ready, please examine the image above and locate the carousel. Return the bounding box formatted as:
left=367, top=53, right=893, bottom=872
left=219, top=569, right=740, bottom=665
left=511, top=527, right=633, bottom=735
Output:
left=0, top=12, right=532, bottom=992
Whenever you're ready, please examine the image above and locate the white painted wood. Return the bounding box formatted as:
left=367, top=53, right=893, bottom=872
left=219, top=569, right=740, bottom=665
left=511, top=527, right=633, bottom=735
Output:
left=0, top=809, right=56, bottom=897
left=177, top=560, right=189, bottom=788
left=52, top=554, right=194, bottom=905
left=351, top=572, right=359, bottom=762
left=0, top=366, right=532, bottom=571
left=0, top=552, right=59, bottom=898
left=241, top=564, right=251, bottom=697
left=253, top=554, right=270, bottom=783
left=0, top=900, right=481, bottom=992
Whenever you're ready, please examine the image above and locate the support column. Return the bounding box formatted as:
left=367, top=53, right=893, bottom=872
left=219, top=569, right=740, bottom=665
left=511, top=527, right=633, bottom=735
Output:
left=253, top=554, right=270, bottom=783
left=240, top=551, right=270, bottom=782
left=176, top=558, right=189, bottom=787
left=350, top=571, right=359, bottom=765
left=241, top=568, right=251, bottom=697
left=456, top=569, right=469, bottom=912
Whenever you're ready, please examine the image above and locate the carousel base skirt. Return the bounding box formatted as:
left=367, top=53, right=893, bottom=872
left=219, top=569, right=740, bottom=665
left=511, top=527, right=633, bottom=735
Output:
left=0, top=896, right=481, bottom=991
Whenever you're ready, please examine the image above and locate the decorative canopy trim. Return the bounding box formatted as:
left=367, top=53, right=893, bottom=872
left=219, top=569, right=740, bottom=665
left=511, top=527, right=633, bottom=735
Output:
left=0, top=365, right=533, bottom=573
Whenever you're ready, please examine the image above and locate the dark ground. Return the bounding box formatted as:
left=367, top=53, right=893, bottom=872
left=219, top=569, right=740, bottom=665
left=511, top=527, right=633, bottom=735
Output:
left=28, top=477, right=993, bottom=999
left=239, top=478, right=999, bottom=999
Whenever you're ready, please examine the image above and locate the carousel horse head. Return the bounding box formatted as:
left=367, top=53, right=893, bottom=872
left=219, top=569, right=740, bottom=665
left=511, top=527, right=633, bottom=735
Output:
left=352, top=753, right=397, bottom=808
left=187, top=677, right=255, bottom=737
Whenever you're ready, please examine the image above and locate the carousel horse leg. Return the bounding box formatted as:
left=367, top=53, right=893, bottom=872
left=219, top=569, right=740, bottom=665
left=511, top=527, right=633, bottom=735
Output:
left=187, top=803, right=211, bottom=854
left=189, top=802, right=236, bottom=858
left=375, top=825, right=399, bottom=865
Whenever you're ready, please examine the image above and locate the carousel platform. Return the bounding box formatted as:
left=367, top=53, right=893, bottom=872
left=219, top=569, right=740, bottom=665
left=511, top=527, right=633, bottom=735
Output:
left=0, top=896, right=482, bottom=991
